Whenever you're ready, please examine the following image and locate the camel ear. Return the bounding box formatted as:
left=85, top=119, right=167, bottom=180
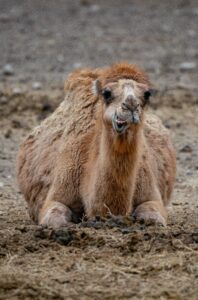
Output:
left=92, top=79, right=102, bottom=96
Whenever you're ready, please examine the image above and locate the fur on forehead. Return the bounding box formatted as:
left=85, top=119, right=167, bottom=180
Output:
left=92, top=63, right=150, bottom=96
left=98, top=63, right=150, bottom=86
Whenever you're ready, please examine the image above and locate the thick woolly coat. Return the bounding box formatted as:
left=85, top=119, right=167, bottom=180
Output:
left=16, top=63, right=176, bottom=225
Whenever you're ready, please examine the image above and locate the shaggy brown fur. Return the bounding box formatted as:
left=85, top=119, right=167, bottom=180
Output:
left=16, top=63, right=176, bottom=228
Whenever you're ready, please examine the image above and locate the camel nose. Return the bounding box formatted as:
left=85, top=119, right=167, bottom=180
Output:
left=122, top=95, right=137, bottom=112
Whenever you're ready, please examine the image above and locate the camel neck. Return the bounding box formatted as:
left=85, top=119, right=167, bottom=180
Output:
left=99, top=124, right=142, bottom=177
left=85, top=123, right=143, bottom=217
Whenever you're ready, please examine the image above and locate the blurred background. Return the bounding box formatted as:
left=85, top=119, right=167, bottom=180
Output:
left=0, top=0, right=197, bottom=89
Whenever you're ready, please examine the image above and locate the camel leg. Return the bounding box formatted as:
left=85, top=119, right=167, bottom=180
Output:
left=37, top=147, right=82, bottom=228
left=133, top=200, right=167, bottom=226
left=38, top=176, right=76, bottom=228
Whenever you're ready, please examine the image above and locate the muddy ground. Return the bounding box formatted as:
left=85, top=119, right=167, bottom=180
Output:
left=0, top=1, right=198, bottom=299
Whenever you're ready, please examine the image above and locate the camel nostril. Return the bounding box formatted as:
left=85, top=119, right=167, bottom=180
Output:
left=122, top=101, right=133, bottom=112
left=121, top=103, right=128, bottom=111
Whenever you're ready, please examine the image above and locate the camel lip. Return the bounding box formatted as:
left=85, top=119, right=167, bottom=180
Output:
left=115, top=116, right=127, bottom=124
left=112, top=114, right=128, bottom=134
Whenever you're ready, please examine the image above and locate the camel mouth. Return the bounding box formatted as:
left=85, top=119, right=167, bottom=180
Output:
left=112, top=114, right=129, bottom=134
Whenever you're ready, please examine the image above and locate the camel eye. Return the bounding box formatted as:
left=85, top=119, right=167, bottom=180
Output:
left=143, top=90, right=151, bottom=106
left=102, top=88, right=112, bottom=104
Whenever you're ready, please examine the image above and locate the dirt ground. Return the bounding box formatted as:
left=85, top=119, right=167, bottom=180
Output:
left=0, top=1, right=198, bottom=299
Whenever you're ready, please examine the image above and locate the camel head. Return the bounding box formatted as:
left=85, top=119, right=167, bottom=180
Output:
left=92, top=63, right=151, bottom=135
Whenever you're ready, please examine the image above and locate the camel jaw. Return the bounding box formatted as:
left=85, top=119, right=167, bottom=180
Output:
left=112, top=112, right=140, bottom=134
left=112, top=114, right=129, bottom=134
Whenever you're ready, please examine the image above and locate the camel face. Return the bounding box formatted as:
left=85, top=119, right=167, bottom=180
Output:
left=95, top=79, right=151, bottom=135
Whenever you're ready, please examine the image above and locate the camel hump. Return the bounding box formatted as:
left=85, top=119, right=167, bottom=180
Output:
left=64, top=68, right=101, bottom=93
left=144, top=114, right=169, bottom=139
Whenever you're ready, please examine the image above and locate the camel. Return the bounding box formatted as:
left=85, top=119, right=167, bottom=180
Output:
left=16, top=63, right=176, bottom=228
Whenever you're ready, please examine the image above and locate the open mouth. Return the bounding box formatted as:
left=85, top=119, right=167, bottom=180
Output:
left=112, top=114, right=128, bottom=134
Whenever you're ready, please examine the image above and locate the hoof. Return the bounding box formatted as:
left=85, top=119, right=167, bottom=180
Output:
left=133, top=210, right=166, bottom=226
left=39, top=202, right=72, bottom=229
